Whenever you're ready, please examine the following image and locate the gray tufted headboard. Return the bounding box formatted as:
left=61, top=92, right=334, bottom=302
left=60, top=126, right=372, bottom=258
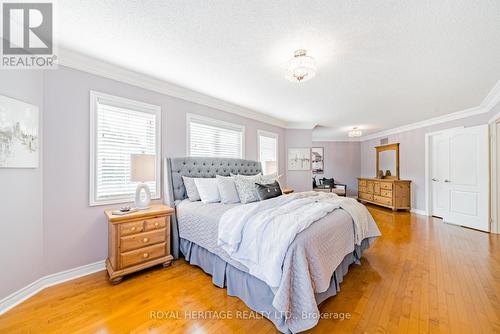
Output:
left=164, top=157, right=262, bottom=258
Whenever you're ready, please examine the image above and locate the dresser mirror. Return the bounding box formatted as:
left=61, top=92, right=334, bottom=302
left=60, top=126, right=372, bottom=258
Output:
left=376, top=143, right=399, bottom=179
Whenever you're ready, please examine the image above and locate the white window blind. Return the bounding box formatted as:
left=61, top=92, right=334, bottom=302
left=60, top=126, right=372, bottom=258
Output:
left=188, top=114, right=244, bottom=158
left=258, top=131, right=278, bottom=174
left=90, top=92, right=160, bottom=205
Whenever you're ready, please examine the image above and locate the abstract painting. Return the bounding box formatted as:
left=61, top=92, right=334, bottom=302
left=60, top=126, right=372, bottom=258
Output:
left=0, top=95, right=39, bottom=168
left=311, top=147, right=324, bottom=174
left=288, top=148, right=311, bottom=171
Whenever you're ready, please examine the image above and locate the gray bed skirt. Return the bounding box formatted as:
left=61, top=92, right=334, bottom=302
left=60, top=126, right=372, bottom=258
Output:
left=180, top=238, right=370, bottom=333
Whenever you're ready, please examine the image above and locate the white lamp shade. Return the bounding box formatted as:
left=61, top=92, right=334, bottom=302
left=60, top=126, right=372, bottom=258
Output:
left=130, top=154, right=156, bottom=182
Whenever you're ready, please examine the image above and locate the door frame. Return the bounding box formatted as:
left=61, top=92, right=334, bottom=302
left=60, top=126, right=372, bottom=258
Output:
left=424, top=126, right=464, bottom=217
left=490, top=117, right=500, bottom=234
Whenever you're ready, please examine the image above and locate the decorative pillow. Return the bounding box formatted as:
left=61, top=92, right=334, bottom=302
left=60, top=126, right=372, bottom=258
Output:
left=193, top=178, right=221, bottom=203
left=233, top=174, right=263, bottom=204
left=216, top=175, right=240, bottom=204
left=182, top=176, right=201, bottom=201
left=256, top=181, right=282, bottom=201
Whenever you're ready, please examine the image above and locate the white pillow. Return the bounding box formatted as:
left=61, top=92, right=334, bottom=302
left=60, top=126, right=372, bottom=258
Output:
left=182, top=176, right=201, bottom=201
left=216, top=175, right=240, bottom=204
left=233, top=174, right=263, bottom=204
left=194, top=178, right=221, bottom=203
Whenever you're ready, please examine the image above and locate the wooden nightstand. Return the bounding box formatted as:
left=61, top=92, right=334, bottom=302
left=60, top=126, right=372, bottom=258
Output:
left=104, top=204, right=174, bottom=284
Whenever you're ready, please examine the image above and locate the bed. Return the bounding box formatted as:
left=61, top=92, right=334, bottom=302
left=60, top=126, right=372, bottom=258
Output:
left=164, top=157, right=380, bottom=333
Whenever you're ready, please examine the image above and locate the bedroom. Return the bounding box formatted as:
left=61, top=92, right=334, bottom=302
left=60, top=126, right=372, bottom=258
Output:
left=0, top=1, right=499, bottom=333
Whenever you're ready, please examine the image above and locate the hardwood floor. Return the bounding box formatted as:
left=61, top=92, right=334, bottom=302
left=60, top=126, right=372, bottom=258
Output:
left=1, top=205, right=499, bottom=333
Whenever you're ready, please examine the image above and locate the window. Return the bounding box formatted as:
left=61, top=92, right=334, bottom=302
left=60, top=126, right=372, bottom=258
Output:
left=187, top=113, right=245, bottom=158
left=90, top=91, right=161, bottom=206
left=258, top=130, right=278, bottom=174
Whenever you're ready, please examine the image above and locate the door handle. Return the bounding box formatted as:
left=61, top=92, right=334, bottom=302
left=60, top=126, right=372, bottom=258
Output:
left=444, top=179, right=451, bottom=183
left=432, top=178, right=438, bottom=182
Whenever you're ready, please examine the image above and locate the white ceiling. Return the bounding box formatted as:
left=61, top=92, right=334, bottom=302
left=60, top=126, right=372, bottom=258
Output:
left=57, top=1, right=500, bottom=139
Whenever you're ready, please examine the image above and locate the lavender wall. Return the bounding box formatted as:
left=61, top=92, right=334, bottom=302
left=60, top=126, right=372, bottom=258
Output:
left=360, top=104, right=500, bottom=211
left=285, top=129, right=313, bottom=192
left=312, top=141, right=360, bottom=197
left=0, top=71, right=44, bottom=298
left=41, top=66, right=287, bottom=275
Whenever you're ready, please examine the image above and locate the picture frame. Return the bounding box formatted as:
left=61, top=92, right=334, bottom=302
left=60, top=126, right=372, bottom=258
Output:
left=311, top=147, right=324, bottom=174
left=0, top=95, right=39, bottom=168
left=287, top=148, right=311, bottom=171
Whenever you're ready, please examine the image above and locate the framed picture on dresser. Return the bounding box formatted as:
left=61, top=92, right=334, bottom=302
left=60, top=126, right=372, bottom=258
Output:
left=311, top=147, right=324, bottom=174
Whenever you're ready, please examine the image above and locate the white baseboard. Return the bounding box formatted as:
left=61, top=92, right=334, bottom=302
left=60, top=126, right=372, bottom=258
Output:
left=410, top=208, right=428, bottom=216
left=0, top=260, right=105, bottom=316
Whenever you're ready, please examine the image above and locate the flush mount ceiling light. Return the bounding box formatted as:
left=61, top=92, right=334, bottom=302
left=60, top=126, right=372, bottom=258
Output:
left=348, top=127, right=363, bottom=138
left=286, top=49, right=317, bottom=83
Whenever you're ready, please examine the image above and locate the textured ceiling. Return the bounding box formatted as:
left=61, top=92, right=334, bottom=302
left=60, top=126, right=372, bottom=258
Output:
left=58, top=1, right=500, bottom=139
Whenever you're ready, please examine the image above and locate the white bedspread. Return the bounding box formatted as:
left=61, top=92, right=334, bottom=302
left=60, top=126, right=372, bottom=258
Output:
left=218, top=191, right=377, bottom=288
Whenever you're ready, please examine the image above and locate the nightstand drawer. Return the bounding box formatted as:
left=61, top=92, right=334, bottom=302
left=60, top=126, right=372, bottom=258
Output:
left=120, top=243, right=166, bottom=268
left=120, top=221, right=144, bottom=236
left=120, top=229, right=166, bottom=252
left=144, top=217, right=167, bottom=231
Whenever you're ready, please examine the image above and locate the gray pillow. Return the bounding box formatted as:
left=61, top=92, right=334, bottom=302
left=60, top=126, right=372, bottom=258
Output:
left=256, top=181, right=282, bottom=201
left=216, top=175, right=240, bottom=204
left=233, top=174, right=263, bottom=204
left=182, top=176, right=201, bottom=201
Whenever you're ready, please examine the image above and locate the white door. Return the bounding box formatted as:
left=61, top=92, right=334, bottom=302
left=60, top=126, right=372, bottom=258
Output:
left=430, top=125, right=489, bottom=231
left=446, top=125, right=489, bottom=231
left=431, top=132, right=450, bottom=218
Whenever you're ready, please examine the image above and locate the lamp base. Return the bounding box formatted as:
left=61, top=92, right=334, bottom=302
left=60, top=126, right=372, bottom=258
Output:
left=135, top=182, right=151, bottom=210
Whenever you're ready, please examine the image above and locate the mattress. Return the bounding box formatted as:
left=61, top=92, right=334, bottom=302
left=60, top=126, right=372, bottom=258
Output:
left=176, top=198, right=355, bottom=274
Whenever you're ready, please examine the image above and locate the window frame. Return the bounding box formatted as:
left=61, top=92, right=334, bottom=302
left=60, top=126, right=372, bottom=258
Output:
left=257, top=129, right=279, bottom=175
left=186, top=113, right=245, bottom=158
left=89, top=91, right=161, bottom=206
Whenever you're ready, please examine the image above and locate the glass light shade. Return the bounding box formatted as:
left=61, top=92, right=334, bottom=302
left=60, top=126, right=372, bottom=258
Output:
left=348, top=128, right=363, bottom=138
left=286, top=49, right=316, bottom=83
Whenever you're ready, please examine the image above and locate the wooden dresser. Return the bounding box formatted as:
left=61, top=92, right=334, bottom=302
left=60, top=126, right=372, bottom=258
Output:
left=105, top=204, right=174, bottom=284
left=358, top=178, right=411, bottom=211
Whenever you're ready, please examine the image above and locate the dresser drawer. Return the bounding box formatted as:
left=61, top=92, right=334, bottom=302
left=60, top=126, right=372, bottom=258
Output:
left=359, top=180, right=367, bottom=187
left=380, top=189, right=392, bottom=198
left=373, top=182, right=381, bottom=195
left=358, top=186, right=367, bottom=193
left=359, top=192, right=373, bottom=201
left=374, top=195, right=392, bottom=206
left=120, top=243, right=166, bottom=268
left=120, top=221, right=144, bottom=236
left=144, top=217, right=167, bottom=231
left=120, top=229, right=166, bottom=252
left=380, top=182, right=393, bottom=190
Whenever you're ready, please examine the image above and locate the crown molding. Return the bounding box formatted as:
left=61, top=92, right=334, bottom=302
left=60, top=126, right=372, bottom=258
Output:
left=314, top=79, right=500, bottom=142
left=359, top=105, right=487, bottom=141
left=286, top=122, right=318, bottom=129
left=57, top=48, right=288, bottom=128
left=312, top=137, right=361, bottom=142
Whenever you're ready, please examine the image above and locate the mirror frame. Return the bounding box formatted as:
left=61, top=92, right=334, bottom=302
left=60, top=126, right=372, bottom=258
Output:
left=375, top=143, right=400, bottom=180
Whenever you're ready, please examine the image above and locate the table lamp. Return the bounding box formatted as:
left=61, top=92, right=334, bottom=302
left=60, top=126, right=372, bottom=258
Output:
left=131, top=154, right=155, bottom=209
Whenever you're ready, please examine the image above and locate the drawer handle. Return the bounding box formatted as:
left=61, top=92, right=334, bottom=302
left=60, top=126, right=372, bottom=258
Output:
left=154, top=222, right=159, bottom=227
left=143, top=237, right=149, bottom=243
left=131, top=227, right=136, bottom=231
left=143, top=253, right=149, bottom=258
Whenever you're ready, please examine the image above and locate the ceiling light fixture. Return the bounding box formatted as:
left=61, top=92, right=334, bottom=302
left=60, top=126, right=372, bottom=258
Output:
left=286, top=49, right=316, bottom=83
left=348, top=127, right=362, bottom=138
